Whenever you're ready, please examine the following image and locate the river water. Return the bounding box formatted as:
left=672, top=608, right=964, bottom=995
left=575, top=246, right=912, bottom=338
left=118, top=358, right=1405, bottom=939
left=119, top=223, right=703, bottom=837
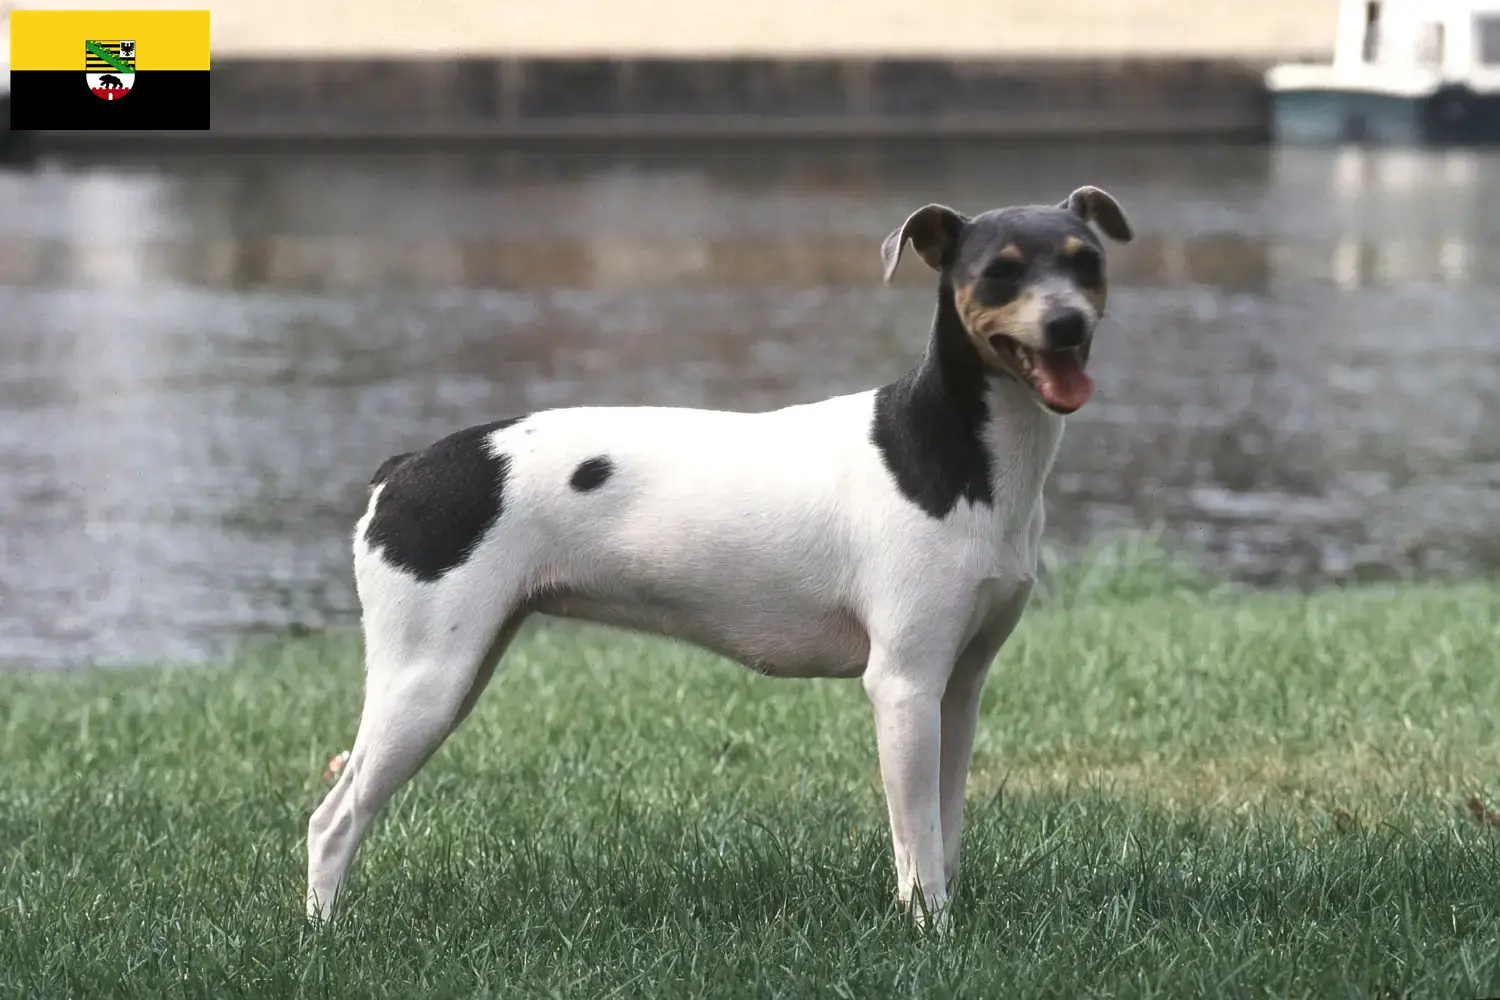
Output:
left=2, top=141, right=1498, bottom=668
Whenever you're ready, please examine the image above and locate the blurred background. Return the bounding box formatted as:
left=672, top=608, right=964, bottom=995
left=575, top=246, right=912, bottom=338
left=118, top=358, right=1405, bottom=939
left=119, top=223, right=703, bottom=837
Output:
left=2, top=0, right=1499, bottom=669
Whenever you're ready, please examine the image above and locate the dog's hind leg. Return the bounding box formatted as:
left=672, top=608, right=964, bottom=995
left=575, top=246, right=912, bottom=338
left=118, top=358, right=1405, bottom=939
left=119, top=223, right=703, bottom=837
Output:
left=305, top=569, right=524, bottom=922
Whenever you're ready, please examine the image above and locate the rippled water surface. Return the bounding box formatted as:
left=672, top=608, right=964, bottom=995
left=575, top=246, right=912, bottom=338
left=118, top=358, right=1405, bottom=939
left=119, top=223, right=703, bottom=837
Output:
left=3, top=142, right=1499, bottom=668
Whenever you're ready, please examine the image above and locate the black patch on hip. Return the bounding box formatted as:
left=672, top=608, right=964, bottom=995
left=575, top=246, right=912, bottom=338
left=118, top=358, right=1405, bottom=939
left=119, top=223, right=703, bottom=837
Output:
left=364, top=416, right=526, bottom=582
left=569, top=456, right=613, bottom=493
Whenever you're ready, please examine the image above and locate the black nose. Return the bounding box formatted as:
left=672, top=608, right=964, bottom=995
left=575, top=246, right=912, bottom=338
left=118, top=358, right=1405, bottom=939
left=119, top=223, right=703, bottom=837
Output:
left=1043, top=308, right=1088, bottom=350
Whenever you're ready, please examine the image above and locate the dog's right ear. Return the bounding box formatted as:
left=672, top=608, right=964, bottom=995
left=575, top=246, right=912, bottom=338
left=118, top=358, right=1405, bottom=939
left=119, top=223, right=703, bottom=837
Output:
left=1060, top=186, right=1133, bottom=244
left=880, top=204, right=967, bottom=283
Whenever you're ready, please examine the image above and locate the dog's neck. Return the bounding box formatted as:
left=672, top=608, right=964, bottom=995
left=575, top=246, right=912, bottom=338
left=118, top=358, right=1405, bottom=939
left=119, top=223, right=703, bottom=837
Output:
left=980, top=369, right=1065, bottom=536
left=940, top=282, right=1064, bottom=521
left=876, top=282, right=1064, bottom=527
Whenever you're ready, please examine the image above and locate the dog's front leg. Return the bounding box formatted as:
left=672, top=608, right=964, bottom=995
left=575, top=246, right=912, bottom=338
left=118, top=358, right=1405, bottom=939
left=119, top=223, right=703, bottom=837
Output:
left=939, top=594, right=1029, bottom=886
left=864, top=652, right=949, bottom=926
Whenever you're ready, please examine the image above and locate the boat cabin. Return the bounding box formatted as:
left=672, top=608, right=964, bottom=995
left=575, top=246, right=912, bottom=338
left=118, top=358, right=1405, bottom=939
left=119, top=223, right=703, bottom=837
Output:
left=1338, top=0, right=1500, bottom=81
left=1267, top=0, right=1500, bottom=142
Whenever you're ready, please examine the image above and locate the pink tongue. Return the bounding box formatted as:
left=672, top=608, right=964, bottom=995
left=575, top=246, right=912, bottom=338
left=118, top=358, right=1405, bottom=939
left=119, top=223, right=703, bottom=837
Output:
left=1031, top=350, right=1095, bottom=411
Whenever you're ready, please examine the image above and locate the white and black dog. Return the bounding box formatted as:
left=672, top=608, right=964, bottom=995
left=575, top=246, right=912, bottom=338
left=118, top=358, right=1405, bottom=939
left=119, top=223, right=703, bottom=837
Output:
left=306, top=186, right=1134, bottom=925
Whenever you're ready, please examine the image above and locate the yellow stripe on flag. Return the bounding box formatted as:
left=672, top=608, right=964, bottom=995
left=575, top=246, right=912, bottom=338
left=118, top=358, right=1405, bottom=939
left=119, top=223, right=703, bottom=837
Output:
left=10, top=10, right=210, bottom=71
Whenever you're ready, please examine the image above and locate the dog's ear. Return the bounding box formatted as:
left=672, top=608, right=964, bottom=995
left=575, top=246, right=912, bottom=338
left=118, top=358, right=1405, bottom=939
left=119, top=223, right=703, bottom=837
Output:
left=881, top=204, right=967, bottom=283
left=1060, top=186, right=1133, bottom=244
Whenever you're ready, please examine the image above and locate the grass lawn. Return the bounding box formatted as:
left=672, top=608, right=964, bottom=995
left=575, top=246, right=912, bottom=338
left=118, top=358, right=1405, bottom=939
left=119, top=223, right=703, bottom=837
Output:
left=3, top=541, right=1500, bottom=998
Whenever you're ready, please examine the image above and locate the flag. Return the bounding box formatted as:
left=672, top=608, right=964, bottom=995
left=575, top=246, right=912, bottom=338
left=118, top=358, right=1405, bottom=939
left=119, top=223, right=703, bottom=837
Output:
left=9, top=10, right=210, bottom=129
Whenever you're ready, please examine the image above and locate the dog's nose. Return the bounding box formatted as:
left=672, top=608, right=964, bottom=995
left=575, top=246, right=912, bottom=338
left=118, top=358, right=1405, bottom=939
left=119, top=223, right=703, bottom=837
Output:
left=1043, top=308, right=1088, bottom=350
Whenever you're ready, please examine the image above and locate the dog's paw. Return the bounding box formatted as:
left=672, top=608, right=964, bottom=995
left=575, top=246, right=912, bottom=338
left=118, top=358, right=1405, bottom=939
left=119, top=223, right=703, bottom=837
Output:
left=899, top=890, right=952, bottom=935
left=322, top=749, right=350, bottom=783
left=924, top=902, right=954, bottom=937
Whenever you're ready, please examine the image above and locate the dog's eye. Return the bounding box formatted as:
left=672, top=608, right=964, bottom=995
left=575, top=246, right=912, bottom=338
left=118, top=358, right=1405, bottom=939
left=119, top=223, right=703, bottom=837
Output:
left=1069, top=248, right=1103, bottom=286
left=982, top=258, right=1025, bottom=282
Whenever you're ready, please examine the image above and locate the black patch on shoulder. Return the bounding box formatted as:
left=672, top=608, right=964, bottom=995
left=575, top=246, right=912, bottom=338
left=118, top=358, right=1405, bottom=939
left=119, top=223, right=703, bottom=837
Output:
left=363, top=416, right=526, bottom=582
left=871, top=285, right=993, bottom=519
left=569, top=456, right=613, bottom=493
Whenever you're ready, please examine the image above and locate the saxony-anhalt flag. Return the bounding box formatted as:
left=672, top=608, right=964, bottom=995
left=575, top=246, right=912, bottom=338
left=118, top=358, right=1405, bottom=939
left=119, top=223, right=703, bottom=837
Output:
left=9, top=10, right=210, bottom=129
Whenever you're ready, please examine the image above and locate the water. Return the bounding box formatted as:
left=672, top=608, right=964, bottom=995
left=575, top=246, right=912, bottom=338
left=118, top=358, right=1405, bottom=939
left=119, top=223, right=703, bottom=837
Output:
left=2, top=141, right=1498, bottom=669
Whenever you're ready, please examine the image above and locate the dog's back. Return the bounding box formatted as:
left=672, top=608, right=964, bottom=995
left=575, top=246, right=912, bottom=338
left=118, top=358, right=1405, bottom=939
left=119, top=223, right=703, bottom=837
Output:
left=355, top=395, right=903, bottom=678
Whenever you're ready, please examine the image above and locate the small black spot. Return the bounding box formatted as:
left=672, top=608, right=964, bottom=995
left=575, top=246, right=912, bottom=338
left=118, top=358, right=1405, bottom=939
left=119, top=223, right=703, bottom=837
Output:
left=871, top=283, right=993, bottom=519
left=569, top=456, right=613, bottom=493
left=363, top=415, right=527, bottom=582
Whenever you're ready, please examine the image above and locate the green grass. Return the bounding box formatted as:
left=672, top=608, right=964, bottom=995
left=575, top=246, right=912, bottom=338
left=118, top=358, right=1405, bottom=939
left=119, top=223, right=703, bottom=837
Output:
left=3, top=539, right=1500, bottom=998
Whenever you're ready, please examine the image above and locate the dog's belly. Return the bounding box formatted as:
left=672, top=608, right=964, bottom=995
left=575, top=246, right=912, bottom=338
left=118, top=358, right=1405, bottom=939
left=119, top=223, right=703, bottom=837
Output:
left=533, top=590, right=870, bottom=679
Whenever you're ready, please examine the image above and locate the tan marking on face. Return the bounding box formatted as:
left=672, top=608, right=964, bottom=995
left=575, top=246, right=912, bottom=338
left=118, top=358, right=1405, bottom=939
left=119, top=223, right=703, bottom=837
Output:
left=1061, top=236, right=1085, bottom=255
left=998, top=243, right=1025, bottom=263
left=952, top=283, right=1049, bottom=380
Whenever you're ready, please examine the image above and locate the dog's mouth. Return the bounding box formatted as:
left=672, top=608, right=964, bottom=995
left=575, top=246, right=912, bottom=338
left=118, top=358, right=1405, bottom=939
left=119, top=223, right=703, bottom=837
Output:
left=990, top=336, right=1094, bottom=414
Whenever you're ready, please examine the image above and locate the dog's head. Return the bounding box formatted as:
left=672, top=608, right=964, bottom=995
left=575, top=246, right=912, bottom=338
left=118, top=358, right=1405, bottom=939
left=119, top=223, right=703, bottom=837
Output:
left=880, top=186, right=1133, bottom=415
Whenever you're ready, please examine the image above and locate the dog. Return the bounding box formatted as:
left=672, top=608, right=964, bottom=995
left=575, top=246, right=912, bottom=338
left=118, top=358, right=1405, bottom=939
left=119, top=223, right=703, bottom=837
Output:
left=305, top=186, right=1134, bottom=926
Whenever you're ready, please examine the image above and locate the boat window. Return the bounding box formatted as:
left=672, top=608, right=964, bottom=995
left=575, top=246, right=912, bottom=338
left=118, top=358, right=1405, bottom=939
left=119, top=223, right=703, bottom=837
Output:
left=1480, top=15, right=1500, bottom=64
left=1363, top=1, right=1382, bottom=62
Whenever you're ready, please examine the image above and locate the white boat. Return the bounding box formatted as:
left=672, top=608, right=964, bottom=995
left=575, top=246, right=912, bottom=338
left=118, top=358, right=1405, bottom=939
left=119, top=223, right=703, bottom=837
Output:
left=1266, top=0, right=1500, bottom=143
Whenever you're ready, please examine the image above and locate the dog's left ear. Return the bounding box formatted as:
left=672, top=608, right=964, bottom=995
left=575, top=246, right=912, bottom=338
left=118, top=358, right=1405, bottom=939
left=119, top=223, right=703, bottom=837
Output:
left=880, top=204, right=968, bottom=283
left=1060, top=186, right=1133, bottom=244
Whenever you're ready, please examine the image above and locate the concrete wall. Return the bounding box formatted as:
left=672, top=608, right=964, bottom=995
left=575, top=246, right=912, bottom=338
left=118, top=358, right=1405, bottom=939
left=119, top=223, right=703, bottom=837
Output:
left=4, top=0, right=1341, bottom=60
left=188, top=56, right=1273, bottom=140
left=4, top=0, right=1343, bottom=148
left=207, top=0, right=1339, bottom=59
